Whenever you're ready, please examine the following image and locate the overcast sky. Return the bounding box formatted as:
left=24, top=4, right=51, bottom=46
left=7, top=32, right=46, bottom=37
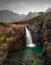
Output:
left=0, top=0, right=51, bottom=14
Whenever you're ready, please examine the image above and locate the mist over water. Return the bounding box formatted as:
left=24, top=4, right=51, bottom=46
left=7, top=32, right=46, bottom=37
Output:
left=26, top=27, right=35, bottom=47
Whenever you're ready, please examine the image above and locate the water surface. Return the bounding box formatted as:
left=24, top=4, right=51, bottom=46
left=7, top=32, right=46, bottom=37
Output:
left=8, top=45, right=42, bottom=65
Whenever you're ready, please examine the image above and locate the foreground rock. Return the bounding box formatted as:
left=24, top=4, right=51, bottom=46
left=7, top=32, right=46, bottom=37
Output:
left=0, top=43, right=7, bottom=65
left=0, top=50, right=7, bottom=65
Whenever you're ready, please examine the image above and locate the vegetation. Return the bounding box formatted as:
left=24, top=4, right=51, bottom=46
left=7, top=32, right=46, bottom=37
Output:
left=32, top=60, right=38, bottom=65
left=0, top=34, right=7, bottom=45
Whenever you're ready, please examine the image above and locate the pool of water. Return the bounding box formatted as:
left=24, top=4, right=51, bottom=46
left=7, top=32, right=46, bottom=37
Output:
left=7, top=45, right=43, bottom=65
left=8, top=45, right=42, bottom=58
left=29, top=45, right=42, bottom=55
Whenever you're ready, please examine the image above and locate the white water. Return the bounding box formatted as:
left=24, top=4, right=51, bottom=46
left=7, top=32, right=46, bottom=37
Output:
left=26, top=27, right=35, bottom=47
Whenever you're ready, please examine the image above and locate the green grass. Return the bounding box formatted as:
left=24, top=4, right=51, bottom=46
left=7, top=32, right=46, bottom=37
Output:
left=32, top=60, right=38, bottom=65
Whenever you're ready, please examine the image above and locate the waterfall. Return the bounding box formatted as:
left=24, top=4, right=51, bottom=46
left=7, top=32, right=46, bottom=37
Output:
left=26, top=27, right=35, bottom=47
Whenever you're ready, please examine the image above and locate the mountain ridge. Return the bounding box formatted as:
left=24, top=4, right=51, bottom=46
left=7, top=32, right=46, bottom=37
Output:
left=46, top=7, right=51, bottom=12
left=0, top=10, right=26, bottom=22
left=0, top=7, right=51, bottom=22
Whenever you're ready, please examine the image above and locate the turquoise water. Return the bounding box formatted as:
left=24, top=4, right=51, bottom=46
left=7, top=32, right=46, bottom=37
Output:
left=29, top=45, right=42, bottom=55
left=8, top=45, right=42, bottom=58
left=8, top=45, right=43, bottom=65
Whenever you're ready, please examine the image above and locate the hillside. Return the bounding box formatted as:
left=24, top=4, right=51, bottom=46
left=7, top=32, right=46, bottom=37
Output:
left=0, top=10, right=39, bottom=22
left=0, top=10, right=26, bottom=22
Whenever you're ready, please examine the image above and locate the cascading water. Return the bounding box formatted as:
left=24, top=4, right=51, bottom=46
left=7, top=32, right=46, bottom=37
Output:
left=26, top=27, right=35, bottom=47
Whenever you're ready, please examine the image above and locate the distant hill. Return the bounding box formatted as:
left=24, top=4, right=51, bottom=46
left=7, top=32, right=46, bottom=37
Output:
left=0, top=10, right=39, bottom=22
left=0, top=10, right=26, bottom=22
left=46, top=7, right=51, bottom=12
left=23, top=12, right=39, bottom=21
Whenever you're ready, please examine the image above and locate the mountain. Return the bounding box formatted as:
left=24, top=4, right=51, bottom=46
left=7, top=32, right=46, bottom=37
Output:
left=23, top=12, right=39, bottom=21
left=46, top=7, right=51, bottom=12
left=0, top=10, right=26, bottom=22
left=14, top=11, right=51, bottom=25
left=0, top=10, right=39, bottom=22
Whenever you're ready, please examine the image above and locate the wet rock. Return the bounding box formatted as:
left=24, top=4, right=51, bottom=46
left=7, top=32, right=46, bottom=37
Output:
left=40, top=42, right=51, bottom=65
left=46, top=43, right=51, bottom=62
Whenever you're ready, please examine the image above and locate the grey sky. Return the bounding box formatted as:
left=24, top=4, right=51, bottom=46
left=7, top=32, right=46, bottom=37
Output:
left=0, top=0, right=51, bottom=14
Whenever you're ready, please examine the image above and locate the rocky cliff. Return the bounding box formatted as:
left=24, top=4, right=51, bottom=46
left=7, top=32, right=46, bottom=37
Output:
left=0, top=24, right=26, bottom=64
left=5, top=24, right=26, bottom=52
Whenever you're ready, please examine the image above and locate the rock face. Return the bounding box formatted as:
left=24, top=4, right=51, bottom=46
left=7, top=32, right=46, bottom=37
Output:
left=46, top=43, right=51, bottom=62
left=6, top=24, right=26, bottom=52
left=40, top=21, right=51, bottom=64
left=0, top=24, right=26, bottom=52
left=26, top=23, right=41, bottom=45
left=0, top=24, right=26, bottom=64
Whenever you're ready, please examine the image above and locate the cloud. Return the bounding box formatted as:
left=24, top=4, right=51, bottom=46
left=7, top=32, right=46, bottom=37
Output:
left=0, top=0, right=51, bottom=14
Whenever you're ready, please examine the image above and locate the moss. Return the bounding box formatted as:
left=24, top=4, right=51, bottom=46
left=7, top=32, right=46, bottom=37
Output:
left=32, top=60, right=38, bottom=65
left=0, top=34, right=7, bottom=45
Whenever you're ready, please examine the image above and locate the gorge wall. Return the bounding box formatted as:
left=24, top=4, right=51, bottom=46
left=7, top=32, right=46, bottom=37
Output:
left=0, top=24, right=26, bottom=52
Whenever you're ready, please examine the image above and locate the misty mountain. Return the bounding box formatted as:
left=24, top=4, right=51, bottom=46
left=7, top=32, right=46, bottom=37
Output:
left=0, top=10, right=39, bottom=22
left=46, top=7, right=51, bottom=12
left=0, top=10, right=26, bottom=22
left=23, top=12, right=39, bottom=21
